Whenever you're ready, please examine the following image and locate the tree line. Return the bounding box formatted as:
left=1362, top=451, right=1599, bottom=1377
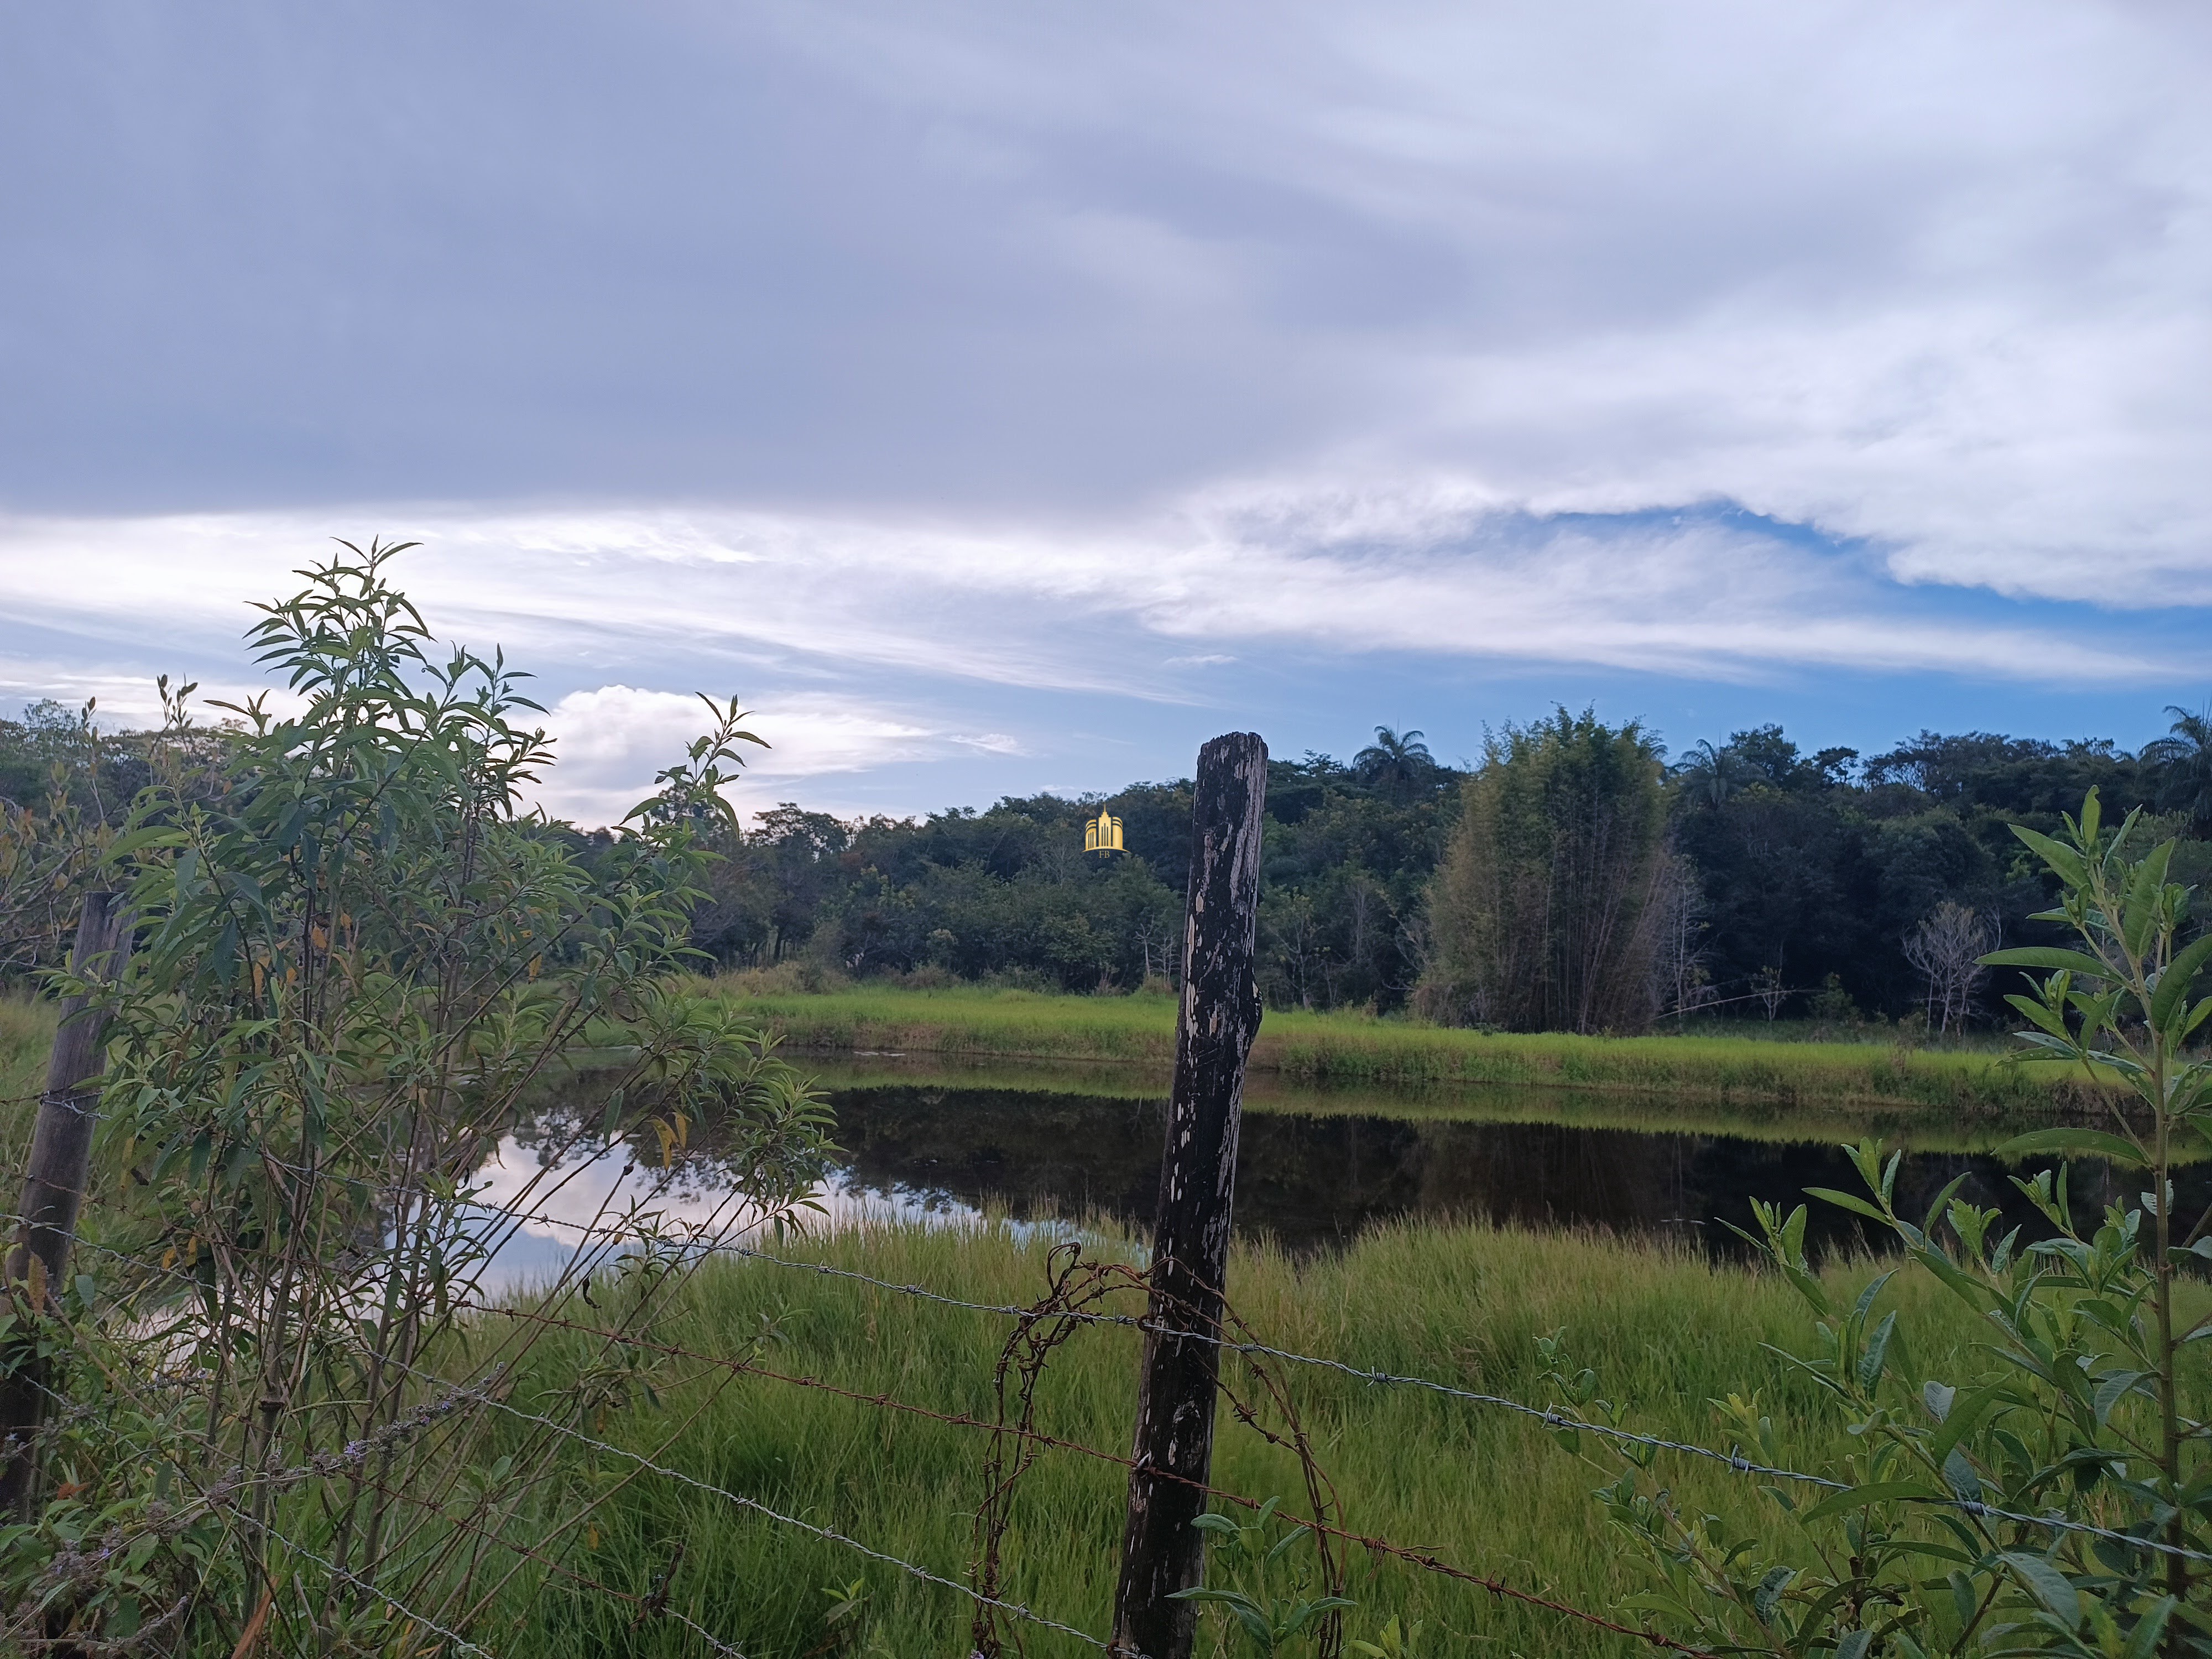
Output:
left=7, top=692, right=2211, bottom=1032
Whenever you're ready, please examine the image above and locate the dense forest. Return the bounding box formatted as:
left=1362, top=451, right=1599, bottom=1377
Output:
left=7, top=693, right=2212, bottom=1032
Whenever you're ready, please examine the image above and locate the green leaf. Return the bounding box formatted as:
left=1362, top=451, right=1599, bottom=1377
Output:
left=2093, top=1370, right=2148, bottom=1425
left=2004, top=992, right=2075, bottom=1042
left=1798, top=1480, right=1947, bottom=1523
left=1835, top=1631, right=1872, bottom=1659
left=2151, top=931, right=2212, bottom=1030
left=1997, top=1552, right=2079, bottom=1629
left=2119, top=1594, right=2176, bottom=1659
left=1230, top=1605, right=1272, bottom=1644
left=1984, top=945, right=2111, bottom=977
left=1752, top=1565, right=1795, bottom=1624
left=2011, top=825, right=2088, bottom=889
left=105, top=825, right=188, bottom=859
left=1994, top=1128, right=2145, bottom=1166
left=1805, top=1187, right=1893, bottom=1225
left=1858, top=1310, right=1898, bottom=1390
left=1941, top=1444, right=1983, bottom=1505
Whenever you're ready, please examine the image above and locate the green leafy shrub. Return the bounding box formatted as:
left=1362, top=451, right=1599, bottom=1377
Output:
left=0, top=544, right=833, bottom=1650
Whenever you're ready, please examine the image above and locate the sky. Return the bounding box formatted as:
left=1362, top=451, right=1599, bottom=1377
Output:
left=3, top=2, right=2208, bottom=826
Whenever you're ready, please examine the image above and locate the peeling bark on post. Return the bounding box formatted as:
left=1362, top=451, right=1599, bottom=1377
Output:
left=0, top=891, right=132, bottom=1517
left=1112, top=733, right=1267, bottom=1659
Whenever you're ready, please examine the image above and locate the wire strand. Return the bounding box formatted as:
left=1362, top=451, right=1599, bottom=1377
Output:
left=378, top=1354, right=1121, bottom=1655
left=479, top=1215, right=2212, bottom=1565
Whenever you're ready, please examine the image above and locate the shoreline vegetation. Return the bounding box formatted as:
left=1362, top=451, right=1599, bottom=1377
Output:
left=691, top=978, right=2103, bottom=1117
left=798, top=1057, right=2079, bottom=1154
left=0, top=985, right=2090, bottom=1165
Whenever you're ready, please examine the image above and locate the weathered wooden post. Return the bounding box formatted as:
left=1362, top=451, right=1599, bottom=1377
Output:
left=1112, top=732, right=1267, bottom=1659
left=0, top=891, right=133, bottom=1516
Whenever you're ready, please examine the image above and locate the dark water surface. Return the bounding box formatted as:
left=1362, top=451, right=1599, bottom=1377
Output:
left=818, top=1074, right=2205, bottom=1260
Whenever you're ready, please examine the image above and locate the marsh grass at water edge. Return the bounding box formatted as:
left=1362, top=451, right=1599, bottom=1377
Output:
left=691, top=980, right=2103, bottom=1114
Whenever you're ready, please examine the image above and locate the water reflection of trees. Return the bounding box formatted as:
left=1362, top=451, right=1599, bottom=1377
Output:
left=508, top=1076, right=841, bottom=1212
left=510, top=1078, right=2212, bottom=1261
left=814, top=1086, right=2212, bottom=1260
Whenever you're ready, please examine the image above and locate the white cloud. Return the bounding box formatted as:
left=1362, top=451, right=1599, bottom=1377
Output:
left=0, top=492, right=2183, bottom=737
left=538, top=685, right=948, bottom=825
left=951, top=732, right=1026, bottom=756
left=8, top=2, right=2212, bottom=621
left=743, top=0, right=2212, bottom=607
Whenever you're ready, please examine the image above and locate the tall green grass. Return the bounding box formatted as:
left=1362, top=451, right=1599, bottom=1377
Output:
left=469, top=1214, right=2135, bottom=1657
left=692, top=980, right=2086, bottom=1115
left=0, top=995, right=52, bottom=1170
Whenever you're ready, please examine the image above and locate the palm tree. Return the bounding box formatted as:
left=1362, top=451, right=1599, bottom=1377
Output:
left=1672, top=739, right=1751, bottom=808
left=2142, top=704, right=2212, bottom=834
left=1353, top=727, right=1436, bottom=800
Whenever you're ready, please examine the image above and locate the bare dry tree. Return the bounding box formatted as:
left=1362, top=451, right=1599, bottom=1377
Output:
left=1902, top=899, right=1997, bottom=1034
left=1648, top=854, right=1714, bottom=1027
left=1751, top=961, right=1787, bottom=1021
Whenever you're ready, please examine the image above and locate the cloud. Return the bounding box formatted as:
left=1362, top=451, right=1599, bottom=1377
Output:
left=0, top=494, right=2183, bottom=722
left=0, top=498, right=2177, bottom=703
left=537, top=685, right=950, bottom=825
left=2, top=1, right=2207, bottom=616
left=951, top=732, right=1026, bottom=756
left=4, top=0, right=2210, bottom=811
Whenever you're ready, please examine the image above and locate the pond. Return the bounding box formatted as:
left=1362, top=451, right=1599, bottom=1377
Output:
left=466, top=1055, right=2199, bottom=1292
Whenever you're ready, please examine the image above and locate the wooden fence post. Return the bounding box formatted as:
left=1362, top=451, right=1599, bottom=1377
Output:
left=0, top=891, right=133, bottom=1517
left=1112, top=732, right=1267, bottom=1659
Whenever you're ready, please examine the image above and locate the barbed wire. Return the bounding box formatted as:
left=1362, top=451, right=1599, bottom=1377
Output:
left=51, top=1213, right=2212, bottom=1568
left=472, top=1300, right=1719, bottom=1656
left=251, top=1517, right=498, bottom=1659
left=481, top=1293, right=2212, bottom=1659
left=28, top=1265, right=1703, bottom=1659
left=13, top=1367, right=499, bottom=1620
left=337, top=1454, right=751, bottom=1659
left=375, top=1352, right=1123, bottom=1656
left=471, top=1219, right=1864, bottom=1480
left=467, top=1213, right=2212, bottom=1566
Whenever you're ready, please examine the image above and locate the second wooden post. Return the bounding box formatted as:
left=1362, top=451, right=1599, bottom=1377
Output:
left=1112, top=732, right=1267, bottom=1659
left=0, top=890, right=133, bottom=1517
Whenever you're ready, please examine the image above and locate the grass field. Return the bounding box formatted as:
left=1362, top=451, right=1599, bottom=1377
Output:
left=692, top=979, right=2089, bottom=1116
left=469, top=1211, right=2192, bottom=1657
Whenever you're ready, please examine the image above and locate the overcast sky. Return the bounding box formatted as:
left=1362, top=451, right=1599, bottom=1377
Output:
left=3, top=2, right=2208, bottom=823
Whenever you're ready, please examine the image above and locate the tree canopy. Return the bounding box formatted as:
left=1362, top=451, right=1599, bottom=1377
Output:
left=6, top=688, right=2207, bottom=1030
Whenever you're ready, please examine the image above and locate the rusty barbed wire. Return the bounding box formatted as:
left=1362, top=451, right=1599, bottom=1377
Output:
left=373, top=1350, right=1124, bottom=1656
left=478, top=1216, right=2212, bottom=1567
left=338, top=1455, right=750, bottom=1659
left=972, top=1239, right=1147, bottom=1658
left=465, top=1288, right=1715, bottom=1656
left=59, top=1208, right=2212, bottom=1571
left=251, top=1516, right=498, bottom=1659
left=36, top=1192, right=2212, bottom=1659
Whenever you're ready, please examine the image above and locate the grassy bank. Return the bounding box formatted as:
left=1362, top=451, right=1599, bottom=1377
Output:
left=694, top=980, right=2086, bottom=1115
left=467, top=1213, right=2191, bottom=1657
